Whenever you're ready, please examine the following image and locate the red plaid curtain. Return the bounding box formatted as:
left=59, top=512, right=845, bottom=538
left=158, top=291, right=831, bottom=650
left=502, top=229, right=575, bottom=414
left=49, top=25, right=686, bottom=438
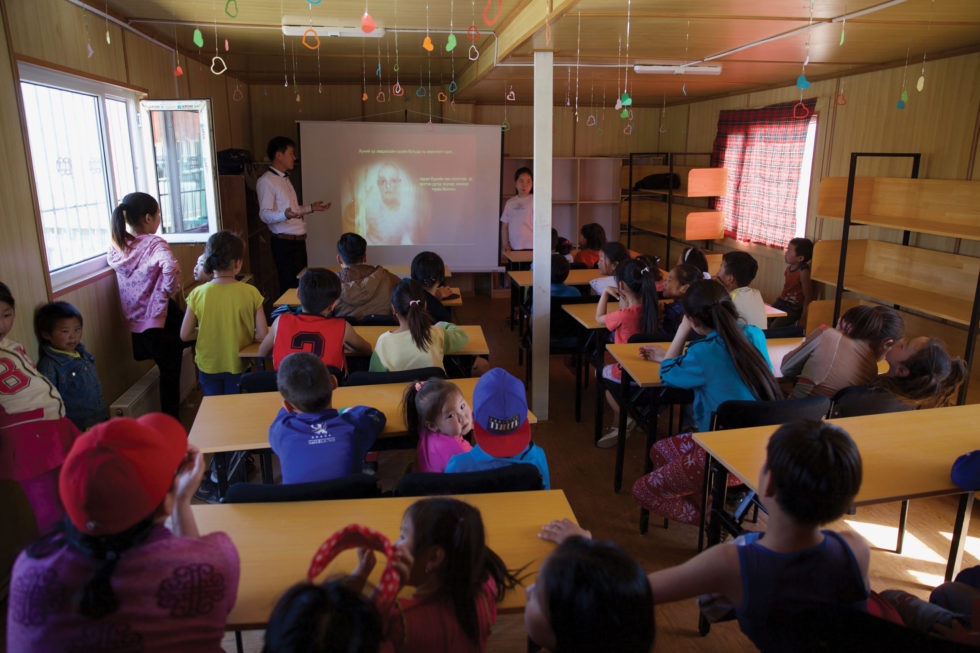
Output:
left=710, top=99, right=816, bottom=247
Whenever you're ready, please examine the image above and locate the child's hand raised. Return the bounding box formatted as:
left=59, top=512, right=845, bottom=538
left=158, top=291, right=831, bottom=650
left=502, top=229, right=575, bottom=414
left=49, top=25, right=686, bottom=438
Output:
left=538, top=519, right=591, bottom=545
left=351, top=548, right=377, bottom=581
left=433, top=285, right=454, bottom=300
left=174, top=444, right=205, bottom=506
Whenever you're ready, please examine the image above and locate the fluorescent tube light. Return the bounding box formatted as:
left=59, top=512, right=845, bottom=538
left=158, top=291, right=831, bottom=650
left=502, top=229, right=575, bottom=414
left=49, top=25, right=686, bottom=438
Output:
left=633, top=64, right=722, bottom=76
left=281, top=24, right=385, bottom=38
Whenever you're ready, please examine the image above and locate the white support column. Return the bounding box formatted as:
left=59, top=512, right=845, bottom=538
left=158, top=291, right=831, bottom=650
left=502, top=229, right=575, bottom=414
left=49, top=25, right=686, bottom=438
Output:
left=530, top=50, right=553, bottom=419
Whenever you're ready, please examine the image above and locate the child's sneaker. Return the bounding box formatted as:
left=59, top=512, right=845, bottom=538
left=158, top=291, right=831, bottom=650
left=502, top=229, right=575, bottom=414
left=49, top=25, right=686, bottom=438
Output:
left=596, top=419, right=635, bottom=449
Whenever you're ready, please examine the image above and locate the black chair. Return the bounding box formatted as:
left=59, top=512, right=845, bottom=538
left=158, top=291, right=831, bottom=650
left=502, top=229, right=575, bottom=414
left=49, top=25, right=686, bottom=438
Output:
left=239, top=370, right=278, bottom=393
left=345, top=366, right=446, bottom=387
left=830, top=385, right=915, bottom=554
left=222, top=474, right=380, bottom=503
left=518, top=295, right=597, bottom=391
left=394, top=463, right=543, bottom=497
left=762, top=325, right=805, bottom=339
left=355, top=313, right=398, bottom=326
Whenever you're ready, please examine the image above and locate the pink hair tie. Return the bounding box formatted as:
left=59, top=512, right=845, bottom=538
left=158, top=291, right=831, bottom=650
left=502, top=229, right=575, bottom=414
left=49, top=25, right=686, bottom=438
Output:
left=409, top=299, right=421, bottom=306
left=414, top=381, right=425, bottom=391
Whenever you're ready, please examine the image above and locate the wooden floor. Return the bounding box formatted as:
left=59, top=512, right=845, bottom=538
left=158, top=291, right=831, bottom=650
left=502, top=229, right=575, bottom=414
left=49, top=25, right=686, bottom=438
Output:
left=216, top=292, right=980, bottom=652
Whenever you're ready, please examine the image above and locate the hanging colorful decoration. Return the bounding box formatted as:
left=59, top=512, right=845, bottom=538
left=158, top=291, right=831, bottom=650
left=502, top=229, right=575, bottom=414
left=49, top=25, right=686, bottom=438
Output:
left=483, top=0, right=501, bottom=26
left=87, top=42, right=94, bottom=58
left=573, top=12, right=581, bottom=121
left=659, top=95, right=667, bottom=133
left=280, top=0, right=289, bottom=86
left=232, top=82, right=244, bottom=102
left=467, top=0, right=481, bottom=60
left=193, top=28, right=204, bottom=48
left=362, top=10, right=376, bottom=33
left=445, top=0, right=457, bottom=51
left=105, top=0, right=111, bottom=44
left=794, top=0, right=814, bottom=118
left=422, top=3, right=434, bottom=51
left=502, top=83, right=511, bottom=132
left=682, top=21, right=690, bottom=97
left=897, top=47, right=910, bottom=109
left=225, top=0, right=239, bottom=18
left=211, top=14, right=227, bottom=75
left=620, top=0, right=632, bottom=119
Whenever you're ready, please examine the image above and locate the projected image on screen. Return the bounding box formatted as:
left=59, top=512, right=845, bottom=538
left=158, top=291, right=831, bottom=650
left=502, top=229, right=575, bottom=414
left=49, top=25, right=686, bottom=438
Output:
left=342, top=161, right=431, bottom=245
left=300, top=121, right=502, bottom=272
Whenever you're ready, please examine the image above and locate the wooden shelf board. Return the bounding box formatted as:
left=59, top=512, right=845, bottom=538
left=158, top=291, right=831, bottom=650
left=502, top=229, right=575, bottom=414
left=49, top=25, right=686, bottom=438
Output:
left=815, top=213, right=980, bottom=241
left=811, top=272, right=973, bottom=325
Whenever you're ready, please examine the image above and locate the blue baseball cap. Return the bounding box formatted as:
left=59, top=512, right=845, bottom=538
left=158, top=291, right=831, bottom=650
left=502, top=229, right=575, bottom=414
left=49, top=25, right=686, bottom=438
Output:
left=472, top=368, right=531, bottom=457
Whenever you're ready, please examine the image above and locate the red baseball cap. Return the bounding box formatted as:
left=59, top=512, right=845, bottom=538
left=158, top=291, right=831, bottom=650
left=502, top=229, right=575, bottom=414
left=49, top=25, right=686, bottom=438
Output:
left=472, top=368, right=532, bottom=458
left=59, top=414, right=188, bottom=536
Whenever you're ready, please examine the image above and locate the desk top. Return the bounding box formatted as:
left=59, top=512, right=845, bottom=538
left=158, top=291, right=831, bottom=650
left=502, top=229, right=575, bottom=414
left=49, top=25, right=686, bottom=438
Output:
left=508, top=269, right=603, bottom=288
left=275, top=287, right=463, bottom=308
left=765, top=304, right=788, bottom=318
left=297, top=264, right=451, bottom=279
left=189, top=377, right=537, bottom=454
left=693, top=404, right=978, bottom=506
left=194, top=489, right=577, bottom=628
left=505, top=249, right=643, bottom=264
left=563, top=301, right=618, bottom=330
left=240, top=324, right=487, bottom=358
left=605, top=338, right=809, bottom=387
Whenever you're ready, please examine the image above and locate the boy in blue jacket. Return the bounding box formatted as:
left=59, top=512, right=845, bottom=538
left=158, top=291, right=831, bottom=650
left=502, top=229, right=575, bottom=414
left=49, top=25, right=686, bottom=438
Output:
left=270, top=352, right=385, bottom=484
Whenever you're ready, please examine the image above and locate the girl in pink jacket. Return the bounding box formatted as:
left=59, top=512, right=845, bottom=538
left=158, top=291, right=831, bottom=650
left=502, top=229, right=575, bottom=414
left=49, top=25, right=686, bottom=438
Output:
left=107, top=193, right=184, bottom=417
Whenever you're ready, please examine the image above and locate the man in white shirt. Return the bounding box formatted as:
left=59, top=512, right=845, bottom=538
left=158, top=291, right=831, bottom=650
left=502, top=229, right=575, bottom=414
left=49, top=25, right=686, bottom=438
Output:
left=256, top=136, right=330, bottom=294
left=717, top=250, right=768, bottom=330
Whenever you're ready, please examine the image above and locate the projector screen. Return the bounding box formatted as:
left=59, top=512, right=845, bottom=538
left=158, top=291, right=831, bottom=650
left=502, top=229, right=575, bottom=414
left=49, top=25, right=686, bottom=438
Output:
left=298, top=121, right=503, bottom=273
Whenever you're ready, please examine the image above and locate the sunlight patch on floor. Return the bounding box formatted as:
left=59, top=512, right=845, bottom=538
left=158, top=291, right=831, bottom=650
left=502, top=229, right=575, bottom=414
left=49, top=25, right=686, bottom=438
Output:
left=907, top=569, right=948, bottom=589
left=936, top=531, right=980, bottom=565
left=843, top=519, right=945, bottom=564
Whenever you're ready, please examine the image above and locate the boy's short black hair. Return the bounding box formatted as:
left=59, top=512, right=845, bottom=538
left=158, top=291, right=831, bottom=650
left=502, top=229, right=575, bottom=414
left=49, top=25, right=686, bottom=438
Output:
left=551, top=253, right=570, bottom=285
left=765, top=420, right=862, bottom=526
left=789, top=237, right=814, bottom=263
left=721, top=251, right=759, bottom=287
left=337, top=233, right=367, bottom=265
left=411, top=251, right=446, bottom=289
left=0, top=281, right=13, bottom=308
left=277, top=352, right=333, bottom=413
left=266, top=136, right=296, bottom=162
left=35, top=301, right=83, bottom=344
left=298, top=268, right=342, bottom=315
left=264, top=579, right=382, bottom=653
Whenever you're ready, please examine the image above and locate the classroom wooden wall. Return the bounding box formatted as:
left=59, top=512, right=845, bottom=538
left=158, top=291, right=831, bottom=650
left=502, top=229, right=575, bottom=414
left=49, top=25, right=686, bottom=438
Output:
left=0, top=0, right=253, bottom=403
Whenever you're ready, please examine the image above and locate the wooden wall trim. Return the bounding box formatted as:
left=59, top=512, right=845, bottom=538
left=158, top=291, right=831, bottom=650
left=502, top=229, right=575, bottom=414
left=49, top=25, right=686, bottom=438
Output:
left=15, top=54, right=148, bottom=95
left=51, top=267, right=114, bottom=299
left=968, top=101, right=980, bottom=181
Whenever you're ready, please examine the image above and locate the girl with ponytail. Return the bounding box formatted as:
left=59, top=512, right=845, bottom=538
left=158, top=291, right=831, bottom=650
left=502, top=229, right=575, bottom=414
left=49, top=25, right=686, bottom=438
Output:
left=106, top=193, right=184, bottom=417
left=876, top=336, right=967, bottom=408
left=369, top=279, right=473, bottom=373
left=632, top=279, right=781, bottom=525
left=595, top=256, right=662, bottom=448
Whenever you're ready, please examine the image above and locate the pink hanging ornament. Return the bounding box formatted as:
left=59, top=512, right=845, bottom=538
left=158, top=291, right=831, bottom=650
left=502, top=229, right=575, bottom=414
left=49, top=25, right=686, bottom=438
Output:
left=362, top=11, right=376, bottom=34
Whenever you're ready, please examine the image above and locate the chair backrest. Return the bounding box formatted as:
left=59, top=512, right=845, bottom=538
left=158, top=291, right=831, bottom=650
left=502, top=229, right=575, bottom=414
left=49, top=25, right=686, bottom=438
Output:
left=345, top=367, right=446, bottom=387
left=394, top=463, right=543, bottom=497
left=762, top=326, right=805, bottom=339
left=221, top=474, right=380, bottom=503
left=356, top=314, right=398, bottom=326
left=712, top=396, right=831, bottom=431
left=829, top=385, right=913, bottom=419
left=239, top=371, right=279, bottom=394
left=549, top=295, right=596, bottom=339
left=627, top=332, right=673, bottom=344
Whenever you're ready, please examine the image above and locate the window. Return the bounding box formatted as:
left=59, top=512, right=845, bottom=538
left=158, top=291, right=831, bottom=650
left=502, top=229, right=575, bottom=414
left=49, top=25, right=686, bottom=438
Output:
left=17, top=63, right=220, bottom=288
left=710, top=99, right=818, bottom=247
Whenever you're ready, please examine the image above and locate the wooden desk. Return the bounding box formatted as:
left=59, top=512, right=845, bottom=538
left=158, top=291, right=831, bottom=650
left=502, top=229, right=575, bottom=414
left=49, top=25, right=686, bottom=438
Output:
left=505, top=249, right=643, bottom=264
left=297, top=264, right=451, bottom=279
left=765, top=304, right=788, bottom=318
left=240, top=324, right=488, bottom=360
left=562, top=301, right=618, bottom=331
left=274, top=287, right=463, bottom=308
left=507, top=269, right=603, bottom=333
left=694, top=405, right=978, bottom=581
left=194, top=490, right=578, bottom=629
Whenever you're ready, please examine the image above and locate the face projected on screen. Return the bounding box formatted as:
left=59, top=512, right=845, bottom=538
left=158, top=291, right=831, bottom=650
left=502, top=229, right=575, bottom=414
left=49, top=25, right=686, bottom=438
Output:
left=377, top=165, right=403, bottom=209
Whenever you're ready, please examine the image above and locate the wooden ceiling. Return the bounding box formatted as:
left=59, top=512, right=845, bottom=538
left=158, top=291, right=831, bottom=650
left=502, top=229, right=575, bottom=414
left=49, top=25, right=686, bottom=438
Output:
left=99, top=0, right=980, bottom=107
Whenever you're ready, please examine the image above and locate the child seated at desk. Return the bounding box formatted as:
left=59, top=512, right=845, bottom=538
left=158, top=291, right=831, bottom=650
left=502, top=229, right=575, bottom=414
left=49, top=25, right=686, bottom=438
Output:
left=270, top=352, right=386, bottom=484
left=573, top=222, right=606, bottom=268
left=716, top=250, right=767, bottom=330
left=659, top=263, right=701, bottom=340
left=770, top=237, right=813, bottom=329
left=444, top=368, right=550, bottom=489
left=411, top=250, right=454, bottom=323
left=589, top=241, right=629, bottom=296
left=875, top=336, right=967, bottom=408
left=551, top=253, right=582, bottom=298
left=334, top=232, right=401, bottom=320
left=369, top=279, right=476, bottom=374
left=542, top=419, right=870, bottom=653
left=7, top=414, right=240, bottom=652
left=404, top=378, right=473, bottom=473
left=258, top=268, right=372, bottom=370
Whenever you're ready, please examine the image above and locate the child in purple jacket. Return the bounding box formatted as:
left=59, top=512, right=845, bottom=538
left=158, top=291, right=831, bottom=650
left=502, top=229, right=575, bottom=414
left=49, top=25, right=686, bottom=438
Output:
left=403, top=377, right=474, bottom=473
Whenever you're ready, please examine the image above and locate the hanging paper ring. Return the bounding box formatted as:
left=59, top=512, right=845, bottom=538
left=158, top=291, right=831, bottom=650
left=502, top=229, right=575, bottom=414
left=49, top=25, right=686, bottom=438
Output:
left=306, top=0, right=323, bottom=3
left=437, top=91, right=448, bottom=102
left=659, top=123, right=667, bottom=134
left=467, top=25, right=481, bottom=40
left=623, top=124, right=634, bottom=136
left=210, top=56, right=228, bottom=75
left=450, top=99, right=457, bottom=111
left=505, top=90, right=516, bottom=102
left=835, top=92, right=847, bottom=106
left=483, top=0, right=501, bottom=26
left=793, top=101, right=811, bottom=119
left=468, top=44, right=479, bottom=61
left=392, top=82, right=404, bottom=96
left=232, top=86, right=244, bottom=102
left=501, top=120, right=511, bottom=132
left=224, top=0, right=239, bottom=18
left=416, top=86, right=426, bottom=97
left=302, top=28, right=321, bottom=50
left=425, top=120, right=434, bottom=132
left=376, top=90, right=387, bottom=103
left=448, top=81, right=458, bottom=93
left=586, top=114, right=596, bottom=127
left=393, top=63, right=399, bottom=72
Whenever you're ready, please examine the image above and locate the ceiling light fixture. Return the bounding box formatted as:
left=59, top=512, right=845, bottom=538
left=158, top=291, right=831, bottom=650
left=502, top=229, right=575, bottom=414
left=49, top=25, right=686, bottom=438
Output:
left=633, top=64, right=722, bottom=75
left=281, top=24, right=385, bottom=38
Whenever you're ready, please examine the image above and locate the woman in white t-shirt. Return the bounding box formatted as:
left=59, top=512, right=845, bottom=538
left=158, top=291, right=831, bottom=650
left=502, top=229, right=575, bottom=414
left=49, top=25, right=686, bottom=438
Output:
left=501, top=166, right=534, bottom=253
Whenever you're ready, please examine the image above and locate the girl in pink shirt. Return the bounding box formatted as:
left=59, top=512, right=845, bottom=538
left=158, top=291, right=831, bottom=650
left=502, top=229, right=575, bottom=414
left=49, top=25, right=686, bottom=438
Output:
left=403, top=378, right=473, bottom=473
left=107, top=193, right=184, bottom=417
left=352, top=497, right=521, bottom=653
